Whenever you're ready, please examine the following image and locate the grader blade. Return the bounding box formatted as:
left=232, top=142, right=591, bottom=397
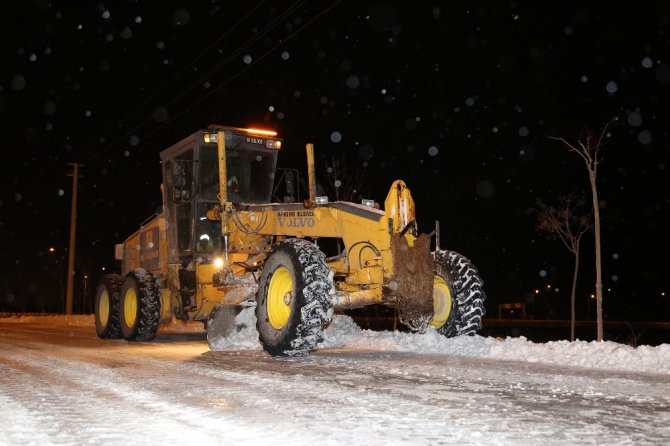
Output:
left=390, top=233, right=434, bottom=332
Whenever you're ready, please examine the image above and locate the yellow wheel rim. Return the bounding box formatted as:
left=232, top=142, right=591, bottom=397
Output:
left=267, top=266, right=293, bottom=330
left=429, top=275, right=452, bottom=328
left=124, top=287, right=138, bottom=328
left=99, top=290, right=109, bottom=326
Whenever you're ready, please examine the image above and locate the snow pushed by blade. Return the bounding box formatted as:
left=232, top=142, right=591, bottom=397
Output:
left=3, top=314, right=668, bottom=375
left=316, top=316, right=670, bottom=375
left=207, top=306, right=261, bottom=351
left=489, top=336, right=670, bottom=374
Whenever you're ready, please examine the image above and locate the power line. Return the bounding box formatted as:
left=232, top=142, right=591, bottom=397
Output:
left=85, top=0, right=308, bottom=168
left=88, top=0, right=340, bottom=168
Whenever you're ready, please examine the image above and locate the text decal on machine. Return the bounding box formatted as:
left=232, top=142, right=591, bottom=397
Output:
left=277, top=210, right=315, bottom=228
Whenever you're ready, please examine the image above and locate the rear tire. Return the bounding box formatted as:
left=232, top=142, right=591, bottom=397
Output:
left=256, top=239, right=334, bottom=357
left=432, top=250, right=486, bottom=337
left=94, top=274, right=123, bottom=339
left=119, top=269, right=160, bottom=342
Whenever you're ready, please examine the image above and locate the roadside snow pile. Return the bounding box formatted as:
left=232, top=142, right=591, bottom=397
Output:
left=488, top=337, right=670, bottom=374
left=3, top=312, right=668, bottom=374
left=318, top=314, right=495, bottom=356
left=210, top=312, right=669, bottom=374
left=318, top=315, right=670, bottom=375
left=0, top=314, right=94, bottom=327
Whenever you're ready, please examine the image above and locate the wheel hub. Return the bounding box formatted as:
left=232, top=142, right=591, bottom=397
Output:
left=124, top=288, right=138, bottom=328
left=267, top=266, right=293, bottom=330
left=99, top=290, right=109, bottom=325
left=429, top=275, right=452, bottom=329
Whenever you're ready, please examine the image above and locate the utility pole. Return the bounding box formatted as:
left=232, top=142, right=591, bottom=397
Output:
left=66, top=163, right=83, bottom=315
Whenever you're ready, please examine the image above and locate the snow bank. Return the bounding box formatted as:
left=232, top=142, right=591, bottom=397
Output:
left=320, top=316, right=670, bottom=375
left=208, top=312, right=670, bottom=375
left=208, top=306, right=261, bottom=350
left=0, top=314, right=94, bottom=327
left=3, top=312, right=668, bottom=375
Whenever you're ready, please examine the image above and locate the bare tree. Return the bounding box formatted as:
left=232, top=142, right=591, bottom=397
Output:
left=532, top=195, right=591, bottom=341
left=550, top=123, right=610, bottom=341
left=319, top=151, right=367, bottom=202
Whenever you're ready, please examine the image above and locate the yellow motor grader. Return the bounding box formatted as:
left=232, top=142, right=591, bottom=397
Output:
left=94, top=125, right=486, bottom=357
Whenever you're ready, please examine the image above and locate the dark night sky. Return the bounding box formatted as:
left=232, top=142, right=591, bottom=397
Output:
left=1, top=1, right=668, bottom=319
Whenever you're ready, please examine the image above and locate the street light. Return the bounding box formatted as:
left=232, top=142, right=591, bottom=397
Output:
left=532, top=289, right=540, bottom=319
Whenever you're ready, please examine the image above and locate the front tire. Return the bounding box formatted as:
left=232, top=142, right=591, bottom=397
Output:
left=256, top=239, right=334, bottom=357
left=432, top=250, right=486, bottom=337
left=94, top=274, right=123, bottom=339
left=119, top=269, right=160, bottom=342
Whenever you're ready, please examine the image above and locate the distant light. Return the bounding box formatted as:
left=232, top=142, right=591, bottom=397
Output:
left=662, top=292, right=666, bottom=297
left=590, top=294, right=595, bottom=299
left=534, top=289, right=539, bottom=294
left=49, top=247, right=55, bottom=253
left=101, top=267, right=106, bottom=271
left=546, top=284, right=551, bottom=289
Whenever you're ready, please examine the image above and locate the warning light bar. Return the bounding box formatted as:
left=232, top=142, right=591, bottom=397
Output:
left=242, top=128, right=277, bottom=136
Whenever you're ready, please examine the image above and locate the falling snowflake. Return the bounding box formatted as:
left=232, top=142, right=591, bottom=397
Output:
left=330, top=131, right=342, bottom=143
left=637, top=130, right=652, bottom=145
left=346, top=75, right=360, bottom=89
left=606, top=81, right=618, bottom=93
left=11, top=74, right=26, bottom=91
left=120, top=27, right=132, bottom=39
left=627, top=111, right=642, bottom=127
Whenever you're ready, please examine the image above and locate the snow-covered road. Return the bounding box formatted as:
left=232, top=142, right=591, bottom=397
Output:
left=1, top=318, right=668, bottom=445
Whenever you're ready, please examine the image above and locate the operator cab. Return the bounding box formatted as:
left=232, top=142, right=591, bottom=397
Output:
left=160, top=125, right=281, bottom=262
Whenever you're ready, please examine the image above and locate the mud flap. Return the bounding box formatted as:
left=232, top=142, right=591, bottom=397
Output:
left=391, top=233, right=434, bottom=332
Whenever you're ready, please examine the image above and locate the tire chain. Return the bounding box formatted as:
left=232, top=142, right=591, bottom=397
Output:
left=129, top=269, right=161, bottom=342
left=284, top=238, right=335, bottom=356
left=434, top=250, right=486, bottom=337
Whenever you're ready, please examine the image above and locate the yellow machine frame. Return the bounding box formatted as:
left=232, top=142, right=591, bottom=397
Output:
left=117, top=127, right=421, bottom=324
